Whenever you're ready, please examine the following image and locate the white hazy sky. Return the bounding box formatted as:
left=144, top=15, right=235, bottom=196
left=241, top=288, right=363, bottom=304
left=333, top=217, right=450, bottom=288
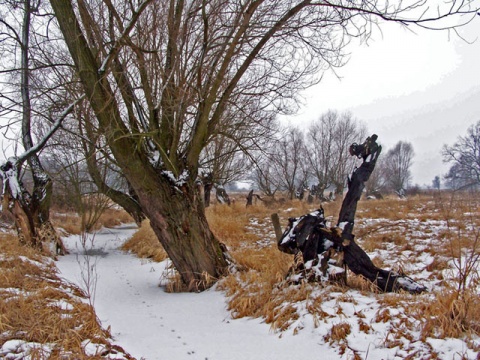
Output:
left=288, top=18, right=480, bottom=187
left=2, top=14, right=478, bottom=188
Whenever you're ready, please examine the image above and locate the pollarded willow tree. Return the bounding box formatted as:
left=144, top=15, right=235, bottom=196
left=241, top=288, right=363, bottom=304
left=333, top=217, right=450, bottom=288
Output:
left=254, top=125, right=309, bottom=201
left=0, top=0, right=75, bottom=253
left=48, top=0, right=478, bottom=290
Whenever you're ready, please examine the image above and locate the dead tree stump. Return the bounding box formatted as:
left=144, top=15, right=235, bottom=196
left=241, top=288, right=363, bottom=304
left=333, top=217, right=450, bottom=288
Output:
left=275, top=134, right=426, bottom=294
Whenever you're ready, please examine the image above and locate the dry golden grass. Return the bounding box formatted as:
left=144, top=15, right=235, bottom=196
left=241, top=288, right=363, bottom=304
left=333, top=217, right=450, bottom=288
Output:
left=421, top=289, right=480, bottom=340
left=48, top=190, right=479, bottom=354
left=213, top=190, right=480, bottom=353
left=0, top=233, right=133, bottom=359
left=206, top=202, right=261, bottom=248
left=218, top=272, right=313, bottom=332
left=324, top=322, right=351, bottom=343
left=51, top=207, right=134, bottom=235
left=97, top=208, right=134, bottom=229
left=50, top=212, right=84, bottom=235
left=4, top=188, right=480, bottom=356
left=121, top=220, right=168, bottom=262
left=209, top=198, right=326, bottom=331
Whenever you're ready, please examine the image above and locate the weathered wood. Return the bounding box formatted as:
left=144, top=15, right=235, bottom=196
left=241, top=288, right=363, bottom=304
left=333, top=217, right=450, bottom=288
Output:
left=246, top=190, right=254, bottom=207
left=336, top=135, right=426, bottom=293
left=271, top=213, right=283, bottom=242
left=276, top=134, right=426, bottom=294
left=1, top=159, right=68, bottom=254
left=215, top=185, right=231, bottom=205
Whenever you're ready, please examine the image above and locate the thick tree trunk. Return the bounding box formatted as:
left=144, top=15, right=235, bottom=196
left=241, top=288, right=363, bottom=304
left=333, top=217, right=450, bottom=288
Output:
left=10, top=195, right=38, bottom=248
left=135, top=178, right=229, bottom=291
left=1, top=161, right=66, bottom=254
left=204, top=183, right=213, bottom=207
left=50, top=0, right=229, bottom=290
left=246, top=190, right=254, bottom=206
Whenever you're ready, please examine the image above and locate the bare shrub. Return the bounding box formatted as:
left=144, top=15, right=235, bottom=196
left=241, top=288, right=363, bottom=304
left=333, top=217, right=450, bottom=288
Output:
left=420, top=287, right=480, bottom=340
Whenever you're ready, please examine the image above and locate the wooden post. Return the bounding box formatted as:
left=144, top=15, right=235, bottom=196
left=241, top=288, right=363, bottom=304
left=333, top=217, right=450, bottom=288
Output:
left=271, top=213, right=283, bottom=242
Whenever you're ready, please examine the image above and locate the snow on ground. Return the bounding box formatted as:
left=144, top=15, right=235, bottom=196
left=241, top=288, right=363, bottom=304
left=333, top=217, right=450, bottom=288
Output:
left=56, top=224, right=478, bottom=360
left=57, top=226, right=341, bottom=360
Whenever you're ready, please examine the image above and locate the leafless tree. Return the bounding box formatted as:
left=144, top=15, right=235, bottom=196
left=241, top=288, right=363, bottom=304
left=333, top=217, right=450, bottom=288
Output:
left=306, top=110, right=366, bottom=196
left=199, top=105, right=277, bottom=206
left=268, top=126, right=307, bottom=200
left=384, top=141, right=415, bottom=194
left=0, top=0, right=72, bottom=253
left=365, top=155, right=387, bottom=197
left=330, top=112, right=367, bottom=194
left=42, top=130, right=114, bottom=232
left=253, top=153, right=281, bottom=198
left=443, top=120, right=480, bottom=190
left=46, top=0, right=478, bottom=290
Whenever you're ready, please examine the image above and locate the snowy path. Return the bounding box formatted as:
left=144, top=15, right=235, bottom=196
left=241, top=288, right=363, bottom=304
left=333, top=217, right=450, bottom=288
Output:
left=56, top=226, right=338, bottom=360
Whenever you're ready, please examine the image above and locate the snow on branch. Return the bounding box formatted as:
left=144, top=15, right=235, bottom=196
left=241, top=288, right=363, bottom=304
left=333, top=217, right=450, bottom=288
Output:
left=0, top=158, right=22, bottom=201
left=161, top=169, right=190, bottom=189
left=1, top=96, right=84, bottom=202
left=16, top=96, right=85, bottom=167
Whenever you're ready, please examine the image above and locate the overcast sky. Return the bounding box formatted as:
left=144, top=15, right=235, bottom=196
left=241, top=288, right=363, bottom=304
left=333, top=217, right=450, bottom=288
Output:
left=2, top=13, right=479, bottom=188
left=287, top=18, right=480, bottom=187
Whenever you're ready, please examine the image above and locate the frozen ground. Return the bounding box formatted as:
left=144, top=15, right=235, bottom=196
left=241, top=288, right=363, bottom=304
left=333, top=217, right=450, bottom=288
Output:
left=56, top=224, right=478, bottom=360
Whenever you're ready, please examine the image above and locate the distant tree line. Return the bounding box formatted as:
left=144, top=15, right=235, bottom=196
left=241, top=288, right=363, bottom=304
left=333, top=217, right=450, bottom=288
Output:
left=252, top=111, right=416, bottom=200
left=18, top=109, right=417, bottom=207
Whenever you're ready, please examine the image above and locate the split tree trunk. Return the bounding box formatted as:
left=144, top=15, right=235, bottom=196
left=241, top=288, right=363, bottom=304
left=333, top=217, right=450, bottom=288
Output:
left=0, top=1, right=67, bottom=255
left=333, top=137, right=425, bottom=293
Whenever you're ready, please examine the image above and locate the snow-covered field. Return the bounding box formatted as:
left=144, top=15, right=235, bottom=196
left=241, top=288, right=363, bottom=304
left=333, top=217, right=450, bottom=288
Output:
left=56, top=221, right=479, bottom=360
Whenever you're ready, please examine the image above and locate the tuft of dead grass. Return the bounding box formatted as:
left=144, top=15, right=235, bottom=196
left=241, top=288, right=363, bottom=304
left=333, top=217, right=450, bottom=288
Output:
left=420, top=288, right=480, bottom=341
left=324, top=322, right=352, bottom=344
left=121, top=220, right=167, bottom=262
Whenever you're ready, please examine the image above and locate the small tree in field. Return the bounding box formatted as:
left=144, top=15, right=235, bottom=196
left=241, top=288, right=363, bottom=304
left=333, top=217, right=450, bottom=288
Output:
left=443, top=120, right=480, bottom=190
left=384, top=141, right=415, bottom=194
left=271, top=126, right=308, bottom=200
left=306, top=111, right=366, bottom=197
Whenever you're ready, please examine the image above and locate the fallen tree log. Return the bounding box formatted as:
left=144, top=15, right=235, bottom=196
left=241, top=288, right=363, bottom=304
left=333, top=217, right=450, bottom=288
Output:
left=276, top=134, right=426, bottom=294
